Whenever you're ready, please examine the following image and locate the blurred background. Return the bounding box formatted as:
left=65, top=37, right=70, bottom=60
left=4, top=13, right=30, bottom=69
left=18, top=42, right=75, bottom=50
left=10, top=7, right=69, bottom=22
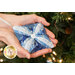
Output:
left=0, top=12, right=75, bottom=63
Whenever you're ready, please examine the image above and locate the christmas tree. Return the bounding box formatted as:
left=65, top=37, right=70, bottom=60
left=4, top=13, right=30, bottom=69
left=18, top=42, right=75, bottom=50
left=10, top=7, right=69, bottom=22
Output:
left=0, top=12, right=75, bottom=63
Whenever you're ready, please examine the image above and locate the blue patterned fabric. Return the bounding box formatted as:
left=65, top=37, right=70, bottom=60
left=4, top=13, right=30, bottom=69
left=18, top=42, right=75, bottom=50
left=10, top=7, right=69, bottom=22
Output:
left=13, top=23, right=54, bottom=53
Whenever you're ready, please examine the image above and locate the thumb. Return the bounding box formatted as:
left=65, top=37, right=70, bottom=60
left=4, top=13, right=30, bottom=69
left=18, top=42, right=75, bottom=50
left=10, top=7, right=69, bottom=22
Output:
left=16, top=45, right=30, bottom=59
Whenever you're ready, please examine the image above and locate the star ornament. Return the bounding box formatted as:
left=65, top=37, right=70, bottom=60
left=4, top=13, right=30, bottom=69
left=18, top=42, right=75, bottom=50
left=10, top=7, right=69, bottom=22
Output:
left=13, top=23, right=54, bottom=53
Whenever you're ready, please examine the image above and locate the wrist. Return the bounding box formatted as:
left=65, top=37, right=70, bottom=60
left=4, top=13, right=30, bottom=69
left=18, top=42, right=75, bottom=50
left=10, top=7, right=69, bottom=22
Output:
left=0, top=28, right=10, bottom=38
left=0, top=13, right=4, bottom=17
left=0, top=30, right=5, bottom=37
left=0, top=13, right=14, bottom=27
left=0, top=13, right=8, bottom=19
left=0, top=13, right=22, bottom=27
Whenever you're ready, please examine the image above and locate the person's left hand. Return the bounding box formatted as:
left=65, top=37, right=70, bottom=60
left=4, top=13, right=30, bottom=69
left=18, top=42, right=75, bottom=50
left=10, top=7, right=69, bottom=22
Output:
left=0, top=14, right=58, bottom=58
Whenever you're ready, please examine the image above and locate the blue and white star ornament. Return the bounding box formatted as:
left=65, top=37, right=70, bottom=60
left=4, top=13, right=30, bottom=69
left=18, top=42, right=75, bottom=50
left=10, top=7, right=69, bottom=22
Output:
left=13, top=23, right=54, bottom=53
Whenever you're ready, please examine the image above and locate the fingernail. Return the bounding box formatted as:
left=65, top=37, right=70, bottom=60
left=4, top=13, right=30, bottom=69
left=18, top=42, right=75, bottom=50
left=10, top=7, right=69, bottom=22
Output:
left=49, top=49, right=52, bottom=53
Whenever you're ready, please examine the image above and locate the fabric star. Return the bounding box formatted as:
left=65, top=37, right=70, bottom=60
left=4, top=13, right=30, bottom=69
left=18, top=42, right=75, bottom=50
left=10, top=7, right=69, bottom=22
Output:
left=13, top=23, right=54, bottom=53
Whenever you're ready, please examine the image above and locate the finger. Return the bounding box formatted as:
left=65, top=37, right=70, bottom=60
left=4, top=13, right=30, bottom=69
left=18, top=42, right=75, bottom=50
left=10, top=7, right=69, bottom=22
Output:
left=9, top=37, right=30, bottom=59
left=30, top=48, right=52, bottom=58
left=50, top=38, right=58, bottom=44
left=45, top=28, right=55, bottom=38
left=36, top=16, right=50, bottom=26
left=15, top=45, right=30, bottom=59
left=17, top=51, right=29, bottom=58
left=9, top=44, right=30, bottom=59
left=53, top=44, right=56, bottom=47
left=17, top=53, right=26, bottom=58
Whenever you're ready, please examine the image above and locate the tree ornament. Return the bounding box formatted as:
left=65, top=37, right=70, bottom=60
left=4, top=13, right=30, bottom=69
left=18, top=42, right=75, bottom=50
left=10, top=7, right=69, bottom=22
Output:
left=3, top=46, right=17, bottom=59
left=13, top=23, right=54, bottom=53
left=65, top=27, right=72, bottom=34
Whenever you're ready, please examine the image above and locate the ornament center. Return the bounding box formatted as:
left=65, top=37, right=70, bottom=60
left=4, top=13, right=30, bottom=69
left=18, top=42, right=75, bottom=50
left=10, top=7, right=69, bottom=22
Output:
left=31, top=34, right=36, bottom=38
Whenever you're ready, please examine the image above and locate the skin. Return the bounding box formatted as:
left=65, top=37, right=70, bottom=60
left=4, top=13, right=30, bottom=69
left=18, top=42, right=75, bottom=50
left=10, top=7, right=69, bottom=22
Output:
left=0, top=14, right=58, bottom=59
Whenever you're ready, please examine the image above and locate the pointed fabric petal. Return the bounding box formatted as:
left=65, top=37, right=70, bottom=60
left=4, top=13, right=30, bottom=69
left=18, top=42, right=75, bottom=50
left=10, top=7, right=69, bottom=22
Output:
left=23, top=23, right=35, bottom=32
left=13, top=26, right=32, bottom=36
left=31, top=41, right=46, bottom=53
left=33, top=23, right=44, bottom=35
left=21, top=38, right=38, bottom=53
left=35, top=35, right=54, bottom=48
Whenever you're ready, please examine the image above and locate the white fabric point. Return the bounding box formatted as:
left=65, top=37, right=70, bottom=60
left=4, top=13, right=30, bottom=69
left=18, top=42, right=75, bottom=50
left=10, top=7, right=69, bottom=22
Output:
left=31, top=34, right=36, bottom=38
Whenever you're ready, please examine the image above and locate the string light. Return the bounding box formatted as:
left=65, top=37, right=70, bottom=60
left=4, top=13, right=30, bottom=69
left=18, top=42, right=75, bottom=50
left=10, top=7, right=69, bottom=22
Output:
left=57, top=59, right=63, bottom=63
left=52, top=57, right=55, bottom=61
left=68, top=17, right=72, bottom=20
left=0, top=48, right=3, bottom=52
left=52, top=51, right=57, bottom=56
left=59, top=59, right=63, bottom=63
left=0, top=59, right=3, bottom=62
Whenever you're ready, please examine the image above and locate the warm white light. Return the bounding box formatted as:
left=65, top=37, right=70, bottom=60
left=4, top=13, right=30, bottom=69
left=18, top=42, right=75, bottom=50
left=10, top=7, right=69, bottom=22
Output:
left=52, top=51, right=57, bottom=56
left=0, top=59, right=3, bottom=62
left=59, top=59, right=63, bottom=63
left=52, top=57, right=55, bottom=60
left=68, top=17, right=72, bottom=20
left=0, top=48, right=3, bottom=51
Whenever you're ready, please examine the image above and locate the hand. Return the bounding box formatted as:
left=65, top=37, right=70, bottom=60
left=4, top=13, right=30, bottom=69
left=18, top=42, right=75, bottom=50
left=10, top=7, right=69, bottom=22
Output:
left=0, top=28, right=30, bottom=59
left=0, top=14, right=50, bottom=26
left=30, top=28, right=58, bottom=58
left=0, top=14, right=58, bottom=58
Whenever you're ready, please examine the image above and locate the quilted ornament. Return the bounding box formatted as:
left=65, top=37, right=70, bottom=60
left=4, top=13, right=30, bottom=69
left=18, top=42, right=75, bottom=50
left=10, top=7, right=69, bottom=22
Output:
left=13, top=23, right=54, bottom=53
